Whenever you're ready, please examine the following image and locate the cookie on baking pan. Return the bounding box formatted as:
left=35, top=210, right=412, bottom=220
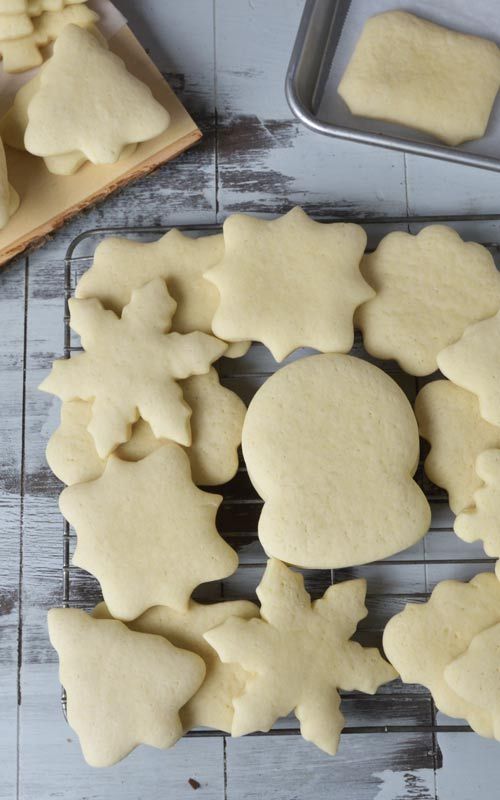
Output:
left=24, top=24, right=169, bottom=159
left=338, top=11, right=500, bottom=146
left=0, top=72, right=137, bottom=175
left=48, top=608, right=205, bottom=767
left=59, top=443, right=238, bottom=620
left=242, top=353, right=430, bottom=568
left=75, top=230, right=250, bottom=357
left=205, top=559, right=396, bottom=754
left=0, top=137, right=19, bottom=230
left=39, top=279, right=227, bottom=458
left=0, top=5, right=98, bottom=71
left=383, top=572, right=500, bottom=737
left=438, top=310, right=500, bottom=428
left=356, top=226, right=500, bottom=376
left=204, top=207, right=372, bottom=362
left=445, top=622, right=500, bottom=740
left=46, top=369, right=245, bottom=486
left=415, top=381, right=500, bottom=514
left=94, top=599, right=259, bottom=733
left=455, top=450, right=500, bottom=572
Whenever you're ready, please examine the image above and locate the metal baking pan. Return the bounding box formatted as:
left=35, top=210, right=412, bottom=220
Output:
left=286, top=0, right=500, bottom=172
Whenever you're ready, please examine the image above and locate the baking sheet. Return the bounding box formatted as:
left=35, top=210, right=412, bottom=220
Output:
left=317, top=0, right=500, bottom=157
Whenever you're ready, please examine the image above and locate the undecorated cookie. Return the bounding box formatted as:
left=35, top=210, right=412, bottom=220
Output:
left=338, top=11, right=500, bottom=146
left=383, top=572, right=500, bottom=736
left=94, top=599, right=259, bottom=733
left=0, top=137, right=19, bottom=229
left=46, top=369, right=245, bottom=486
left=0, top=5, right=98, bottom=72
left=24, top=24, right=169, bottom=160
left=455, top=450, right=500, bottom=573
left=205, top=559, right=396, bottom=754
left=445, top=622, right=500, bottom=740
left=48, top=608, right=205, bottom=767
left=242, top=353, right=430, bottom=568
left=204, top=207, right=372, bottom=362
left=356, top=226, right=500, bottom=376
left=59, top=443, right=238, bottom=620
left=0, top=11, right=33, bottom=39
left=39, top=279, right=227, bottom=458
left=415, top=381, right=500, bottom=514
left=437, top=310, right=500, bottom=427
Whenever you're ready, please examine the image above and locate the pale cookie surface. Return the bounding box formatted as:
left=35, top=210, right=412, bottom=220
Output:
left=94, top=599, right=259, bottom=733
left=204, top=207, right=372, bottom=362
left=205, top=559, right=396, bottom=754
left=75, top=230, right=250, bottom=357
left=48, top=608, right=206, bottom=767
left=437, top=310, right=500, bottom=427
left=455, top=450, right=500, bottom=572
left=59, top=444, right=238, bottom=620
left=47, top=369, right=245, bottom=486
left=28, top=0, right=86, bottom=13
left=338, top=11, right=500, bottom=146
left=0, top=137, right=19, bottom=229
left=356, top=226, right=500, bottom=376
left=242, top=353, right=430, bottom=568
left=0, top=11, right=33, bottom=39
left=0, top=5, right=98, bottom=72
left=24, top=24, right=169, bottom=160
left=414, top=381, right=500, bottom=514
left=445, top=622, right=500, bottom=740
left=383, top=572, right=500, bottom=737
left=39, top=279, right=227, bottom=458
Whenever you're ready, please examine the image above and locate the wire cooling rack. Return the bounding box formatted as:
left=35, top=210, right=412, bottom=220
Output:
left=61, top=214, right=500, bottom=746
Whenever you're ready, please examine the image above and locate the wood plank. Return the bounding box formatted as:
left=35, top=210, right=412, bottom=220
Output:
left=0, top=256, right=25, bottom=800
left=226, top=733, right=437, bottom=800
left=214, top=0, right=408, bottom=219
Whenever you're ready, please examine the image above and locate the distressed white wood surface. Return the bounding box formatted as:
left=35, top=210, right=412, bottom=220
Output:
left=1, top=1, right=500, bottom=798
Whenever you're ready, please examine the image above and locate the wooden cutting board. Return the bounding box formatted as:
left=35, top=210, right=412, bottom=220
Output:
left=0, top=24, right=202, bottom=267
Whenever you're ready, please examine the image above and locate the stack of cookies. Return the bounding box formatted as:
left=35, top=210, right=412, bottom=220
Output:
left=42, top=209, right=500, bottom=766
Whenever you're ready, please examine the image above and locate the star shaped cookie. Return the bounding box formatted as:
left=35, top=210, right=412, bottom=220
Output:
left=48, top=608, right=206, bottom=767
left=204, top=207, right=372, bottom=361
left=205, top=559, right=396, bottom=754
left=40, top=278, right=227, bottom=458
left=59, top=443, right=238, bottom=620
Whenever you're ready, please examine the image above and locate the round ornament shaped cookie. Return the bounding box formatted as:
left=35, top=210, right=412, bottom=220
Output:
left=242, top=353, right=430, bottom=568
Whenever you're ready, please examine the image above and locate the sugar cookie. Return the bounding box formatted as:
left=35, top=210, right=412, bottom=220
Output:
left=48, top=608, right=205, bottom=767
left=338, top=11, right=500, bottom=146
left=40, top=279, right=227, bottom=458
left=204, top=207, right=372, bottom=362
left=47, top=369, right=245, bottom=486
left=25, top=24, right=169, bottom=159
left=415, top=380, right=500, bottom=514
left=383, top=572, right=500, bottom=737
left=445, top=622, right=500, bottom=740
left=75, top=230, right=250, bottom=357
left=0, top=5, right=98, bottom=72
left=356, top=226, right=500, bottom=376
left=59, top=443, right=238, bottom=620
left=0, top=137, right=19, bottom=229
left=205, top=559, right=396, bottom=754
left=0, top=11, right=33, bottom=39
left=455, top=450, right=500, bottom=572
left=242, top=354, right=430, bottom=568
left=94, top=599, right=259, bottom=733
left=438, top=310, right=500, bottom=427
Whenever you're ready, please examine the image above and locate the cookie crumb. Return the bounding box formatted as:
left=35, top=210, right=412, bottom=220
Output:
left=188, top=778, right=200, bottom=790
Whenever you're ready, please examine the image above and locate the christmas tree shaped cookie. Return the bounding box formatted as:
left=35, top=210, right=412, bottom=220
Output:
left=48, top=608, right=206, bottom=767
left=205, top=559, right=396, bottom=754
left=24, top=24, right=169, bottom=159
left=40, top=278, right=227, bottom=458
